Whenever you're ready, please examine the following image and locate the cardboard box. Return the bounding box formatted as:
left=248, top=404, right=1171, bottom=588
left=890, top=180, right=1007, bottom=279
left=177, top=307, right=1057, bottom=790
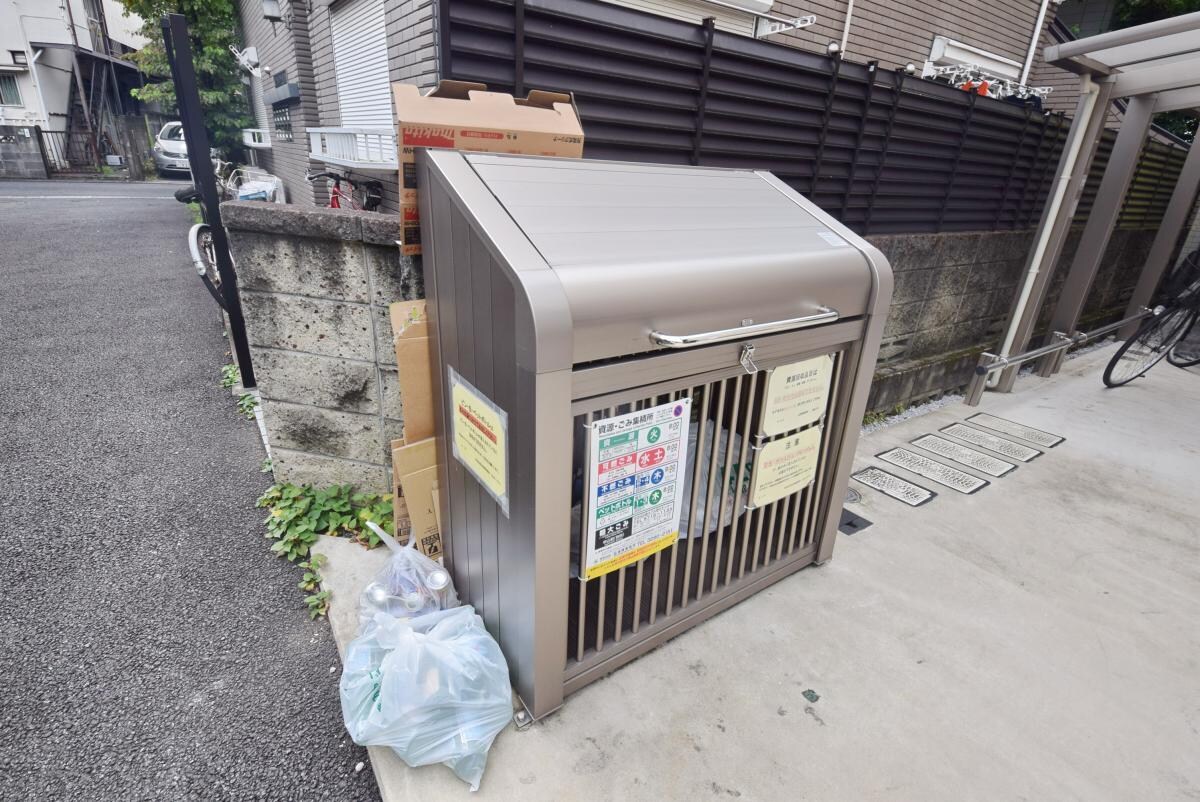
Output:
left=389, top=300, right=435, bottom=443
left=391, top=436, right=442, bottom=560
left=393, top=79, right=585, bottom=255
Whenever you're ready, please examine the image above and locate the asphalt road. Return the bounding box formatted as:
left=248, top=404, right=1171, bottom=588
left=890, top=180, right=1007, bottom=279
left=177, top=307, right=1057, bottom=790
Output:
left=0, top=180, right=380, bottom=801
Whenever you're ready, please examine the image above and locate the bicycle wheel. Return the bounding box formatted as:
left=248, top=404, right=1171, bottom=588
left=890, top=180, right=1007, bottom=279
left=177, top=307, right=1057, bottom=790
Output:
left=1166, top=312, right=1200, bottom=368
left=1103, top=307, right=1192, bottom=387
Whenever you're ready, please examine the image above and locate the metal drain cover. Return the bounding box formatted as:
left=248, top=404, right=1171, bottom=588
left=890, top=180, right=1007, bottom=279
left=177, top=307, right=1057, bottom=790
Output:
left=910, top=434, right=1016, bottom=477
left=852, top=466, right=935, bottom=506
left=967, top=413, right=1063, bottom=448
left=941, top=423, right=1042, bottom=462
left=877, top=447, right=989, bottom=494
left=838, top=507, right=873, bottom=534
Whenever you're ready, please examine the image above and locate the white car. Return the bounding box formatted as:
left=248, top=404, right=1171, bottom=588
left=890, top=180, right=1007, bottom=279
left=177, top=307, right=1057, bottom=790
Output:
left=152, top=121, right=190, bottom=175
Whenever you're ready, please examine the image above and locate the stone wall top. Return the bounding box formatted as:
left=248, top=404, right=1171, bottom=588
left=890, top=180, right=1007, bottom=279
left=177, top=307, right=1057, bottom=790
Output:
left=221, top=200, right=400, bottom=246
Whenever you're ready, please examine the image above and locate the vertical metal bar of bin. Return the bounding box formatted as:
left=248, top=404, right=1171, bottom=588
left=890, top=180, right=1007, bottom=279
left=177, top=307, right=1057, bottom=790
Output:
left=661, top=387, right=690, bottom=620
left=760, top=500, right=779, bottom=568
left=807, top=358, right=844, bottom=549
left=679, top=386, right=709, bottom=609
left=735, top=374, right=761, bottom=580
left=594, top=407, right=611, bottom=652
left=775, top=494, right=792, bottom=561
left=710, top=374, right=742, bottom=593
left=691, top=17, right=715, bottom=167
left=577, top=411, right=602, bottom=663
left=694, top=378, right=726, bottom=601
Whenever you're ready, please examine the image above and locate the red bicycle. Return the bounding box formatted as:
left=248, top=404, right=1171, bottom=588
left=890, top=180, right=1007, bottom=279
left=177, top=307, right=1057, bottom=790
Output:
left=305, top=170, right=384, bottom=211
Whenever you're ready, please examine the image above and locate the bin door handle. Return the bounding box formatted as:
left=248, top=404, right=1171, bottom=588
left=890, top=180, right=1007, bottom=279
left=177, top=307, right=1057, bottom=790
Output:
left=649, top=307, right=839, bottom=348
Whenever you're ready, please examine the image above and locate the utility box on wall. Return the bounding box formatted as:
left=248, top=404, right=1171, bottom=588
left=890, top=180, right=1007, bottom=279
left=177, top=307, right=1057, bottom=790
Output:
left=418, top=151, right=893, bottom=718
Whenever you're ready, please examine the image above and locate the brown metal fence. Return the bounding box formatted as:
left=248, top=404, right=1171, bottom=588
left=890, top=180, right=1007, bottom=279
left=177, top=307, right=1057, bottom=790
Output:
left=37, top=130, right=101, bottom=173
left=441, top=0, right=1189, bottom=235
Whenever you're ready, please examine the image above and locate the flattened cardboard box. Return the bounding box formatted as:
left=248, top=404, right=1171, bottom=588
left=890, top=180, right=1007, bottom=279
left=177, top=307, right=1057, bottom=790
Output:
left=388, top=300, right=434, bottom=443
left=391, top=437, right=442, bottom=560
left=393, top=79, right=585, bottom=255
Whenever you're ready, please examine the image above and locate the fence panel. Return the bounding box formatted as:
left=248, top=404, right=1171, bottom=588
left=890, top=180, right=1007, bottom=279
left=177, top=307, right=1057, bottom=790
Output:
left=443, top=0, right=1187, bottom=235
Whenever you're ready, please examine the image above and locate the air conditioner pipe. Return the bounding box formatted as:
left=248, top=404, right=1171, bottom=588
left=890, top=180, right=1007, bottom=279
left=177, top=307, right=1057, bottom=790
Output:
left=988, top=74, right=1099, bottom=388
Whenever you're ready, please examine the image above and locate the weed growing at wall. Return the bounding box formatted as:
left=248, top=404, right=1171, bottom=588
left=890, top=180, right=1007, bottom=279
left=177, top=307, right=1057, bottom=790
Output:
left=237, top=393, right=259, bottom=419
left=256, top=484, right=394, bottom=616
left=220, top=364, right=240, bottom=389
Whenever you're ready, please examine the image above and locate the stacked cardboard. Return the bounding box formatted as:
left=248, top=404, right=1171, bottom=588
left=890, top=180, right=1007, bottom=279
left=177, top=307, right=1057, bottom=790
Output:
left=386, top=80, right=586, bottom=559
left=392, top=80, right=585, bottom=255
left=388, top=301, right=442, bottom=560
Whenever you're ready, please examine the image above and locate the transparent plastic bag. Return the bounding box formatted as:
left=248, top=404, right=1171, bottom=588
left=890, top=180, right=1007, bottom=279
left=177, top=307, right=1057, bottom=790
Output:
left=678, top=423, right=749, bottom=538
left=358, top=521, right=459, bottom=627
left=340, top=605, right=513, bottom=791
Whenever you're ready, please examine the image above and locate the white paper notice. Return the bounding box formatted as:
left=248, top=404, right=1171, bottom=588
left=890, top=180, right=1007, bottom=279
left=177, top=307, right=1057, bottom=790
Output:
left=583, top=398, right=692, bottom=581
left=760, top=355, right=833, bottom=436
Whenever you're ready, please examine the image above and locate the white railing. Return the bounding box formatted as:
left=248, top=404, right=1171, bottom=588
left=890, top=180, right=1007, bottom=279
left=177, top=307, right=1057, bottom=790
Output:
left=242, top=128, right=271, bottom=149
left=307, top=127, right=397, bottom=170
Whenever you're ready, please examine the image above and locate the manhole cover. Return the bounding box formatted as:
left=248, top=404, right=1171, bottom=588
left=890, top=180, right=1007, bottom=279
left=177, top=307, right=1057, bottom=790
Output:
left=877, top=447, right=989, bottom=494
left=845, top=487, right=862, bottom=504
left=852, top=467, right=935, bottom=506
left=940, top=423, right=1041, bottom=462
left=910, top=434, right=1016, bottom=477
left=967, top=413, right=1064, bottom=448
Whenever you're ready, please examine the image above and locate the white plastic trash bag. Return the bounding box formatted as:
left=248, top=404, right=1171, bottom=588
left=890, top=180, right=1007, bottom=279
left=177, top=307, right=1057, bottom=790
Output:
left=340, top=605, right=513, bottom=790
left=678, top=423, right=749, bottom=538
left=358, top=522, right=459, bottom=627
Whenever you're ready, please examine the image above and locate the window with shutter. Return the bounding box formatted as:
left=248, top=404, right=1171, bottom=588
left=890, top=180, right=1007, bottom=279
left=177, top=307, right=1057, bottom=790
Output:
left=329, top=0, right=392, bottom=128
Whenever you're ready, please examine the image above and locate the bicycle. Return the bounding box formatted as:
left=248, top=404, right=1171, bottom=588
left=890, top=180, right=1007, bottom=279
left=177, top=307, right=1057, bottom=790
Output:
left=306, top=170, right=384, bottom=212
left=1102, top=249, right=1200, bottom=387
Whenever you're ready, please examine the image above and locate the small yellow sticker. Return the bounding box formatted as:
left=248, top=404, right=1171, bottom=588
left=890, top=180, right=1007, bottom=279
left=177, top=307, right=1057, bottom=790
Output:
left=449, top=368, right=509, bottom=515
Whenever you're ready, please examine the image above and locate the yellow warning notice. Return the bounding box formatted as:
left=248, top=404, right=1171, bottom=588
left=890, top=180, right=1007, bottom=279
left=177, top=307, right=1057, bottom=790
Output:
left=449, top=367, right=509, bottom=515
left=749, top=427, right=822, bottom=507
left=760, top=355, right=833, bottom=436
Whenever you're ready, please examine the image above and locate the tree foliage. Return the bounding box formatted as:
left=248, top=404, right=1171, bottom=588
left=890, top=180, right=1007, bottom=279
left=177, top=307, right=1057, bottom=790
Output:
left=117, top=0, right=249, bottom=153
left=1111, top=0, right=1200, bottom=142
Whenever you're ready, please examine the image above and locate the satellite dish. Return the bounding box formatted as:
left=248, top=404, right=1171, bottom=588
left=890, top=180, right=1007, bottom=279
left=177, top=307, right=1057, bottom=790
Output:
left=230, top=45, right=261, bottom=77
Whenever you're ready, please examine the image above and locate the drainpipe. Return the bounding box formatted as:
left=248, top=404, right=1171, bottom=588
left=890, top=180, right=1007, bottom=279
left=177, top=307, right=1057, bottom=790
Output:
left=1019, top=0, right=1053, bottom=85
left=988, top=74, right=1099, bottom=386
left=839, top=0, right=855, bottom=55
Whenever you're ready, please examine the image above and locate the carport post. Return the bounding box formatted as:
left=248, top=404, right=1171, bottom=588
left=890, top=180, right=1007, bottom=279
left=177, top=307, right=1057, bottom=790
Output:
left=994, top=77, right=1113, bottom=393
left=1037, top=93, right=1157, bottom=377
left=1117, top=139, right=1200, bottom=339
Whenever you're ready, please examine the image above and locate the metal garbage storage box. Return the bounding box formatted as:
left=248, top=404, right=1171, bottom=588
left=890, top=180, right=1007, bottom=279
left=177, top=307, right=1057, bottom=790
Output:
left=417, top=151, right=893, bottom=719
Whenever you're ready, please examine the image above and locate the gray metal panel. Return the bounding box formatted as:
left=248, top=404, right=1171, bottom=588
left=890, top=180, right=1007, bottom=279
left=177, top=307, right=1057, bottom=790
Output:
left=464, top=153, right=875, bottom=363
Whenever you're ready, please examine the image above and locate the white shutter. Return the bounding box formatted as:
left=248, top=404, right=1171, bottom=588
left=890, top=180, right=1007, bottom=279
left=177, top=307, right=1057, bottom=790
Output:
left=330, top=0, right=392, bottom=128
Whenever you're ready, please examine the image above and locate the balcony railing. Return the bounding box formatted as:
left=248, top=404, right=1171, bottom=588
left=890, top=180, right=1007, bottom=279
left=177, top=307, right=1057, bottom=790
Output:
left=307, top=127, right=397, bottom=171
left=242, top=128, right=271, bottom=149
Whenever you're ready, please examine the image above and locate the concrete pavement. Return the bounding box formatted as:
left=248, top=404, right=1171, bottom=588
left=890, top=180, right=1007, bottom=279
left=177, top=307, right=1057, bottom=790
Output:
left=321, top=344, right=1200, bottom=801
left=0, top=181, right=380, bottom=801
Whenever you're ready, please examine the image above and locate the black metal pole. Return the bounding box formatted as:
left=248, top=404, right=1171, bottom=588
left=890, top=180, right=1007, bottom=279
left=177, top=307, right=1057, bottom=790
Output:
left=161, top=13, right=257, bottom=388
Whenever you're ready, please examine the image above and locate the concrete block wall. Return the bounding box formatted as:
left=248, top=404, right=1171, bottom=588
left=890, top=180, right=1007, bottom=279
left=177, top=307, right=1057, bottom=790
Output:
left=864, top=227, right=1157, bottom=411
left=0, top=126, right=48, bottom=179
left=224, top=198, right=1158, bottom=490
left=224, top=201, right=420, bottom=494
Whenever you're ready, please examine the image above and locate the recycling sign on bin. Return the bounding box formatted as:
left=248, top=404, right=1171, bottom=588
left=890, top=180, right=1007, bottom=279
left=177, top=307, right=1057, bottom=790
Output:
left=582, top=398, right=692, bottom=580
